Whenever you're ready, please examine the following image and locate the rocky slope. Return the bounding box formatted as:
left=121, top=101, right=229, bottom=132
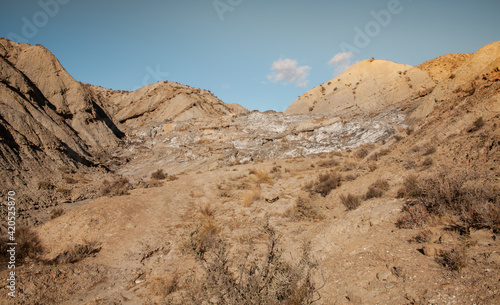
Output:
left=0, top=38, right=247, bottom=216
left=0, top=39, right=499, bottom=304
left=95, top=82, right=247, bottom=131
left=285, top=59, right=436, bottom=116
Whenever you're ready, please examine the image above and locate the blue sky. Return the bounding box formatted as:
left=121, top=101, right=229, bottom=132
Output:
left=1, top=0, right=499, bottom=111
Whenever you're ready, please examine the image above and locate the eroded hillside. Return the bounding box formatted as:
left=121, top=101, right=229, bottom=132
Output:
left=0, top=39, right=500, bottom=304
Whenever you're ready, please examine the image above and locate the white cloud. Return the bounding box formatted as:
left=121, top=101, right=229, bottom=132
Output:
left=328, top=52, right=354, bottom=74
left=267, top=58, right=311, bottom=88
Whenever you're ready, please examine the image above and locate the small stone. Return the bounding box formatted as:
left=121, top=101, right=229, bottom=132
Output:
left=422, top=244, right=445, bottom=257
left=487, top=252, right=500, bottom=264
left=377, top=270, right=392, bottom=281
left=385, top=282, right=396, bottom=289
left=346, top=293, right=363, bottom=305
left=439, top=233, right=454, bottom=244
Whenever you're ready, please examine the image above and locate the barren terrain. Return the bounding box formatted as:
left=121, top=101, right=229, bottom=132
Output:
left=1, top=39, right=500, bottom=304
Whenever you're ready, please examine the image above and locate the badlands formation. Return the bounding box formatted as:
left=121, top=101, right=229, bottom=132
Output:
left=0, top=38, right=500, bottom=304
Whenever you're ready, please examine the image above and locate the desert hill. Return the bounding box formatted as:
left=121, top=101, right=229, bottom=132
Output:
left=95, top=82, right=248, bottom=131
left=286, top=41, right=500, bottom=119
left=0, top=38, right=247, bottom=214
left=0, top=39, right=499, bottom=304
left=285, top=59, right=436, bottom=116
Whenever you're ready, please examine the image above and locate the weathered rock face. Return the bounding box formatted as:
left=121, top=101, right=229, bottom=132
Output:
left=285, top=59, right=436, bottom=116
left=0, top=38, right=248, bottom=211
left=95, top=81, right=248, bottom=131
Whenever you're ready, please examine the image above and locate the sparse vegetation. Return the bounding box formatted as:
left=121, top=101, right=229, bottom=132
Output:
left=100, top=177, right=132, bottom=197
left=184, top=221, right=322, bottom=305
left=286, top=197, right=323, bottom=220
left=340, top=193, right=361, bottom=211
left=364, top=179, right=390, bottom=200
left=437, top=245, right=467, bottom=272
left=471, top=117, right=485, bottom=131
left=421, top=157, right=433, bottom=167
left=53, top=240, right=101, bottom=264
left=396, top=171, right=500, bottom=232
left=318, top=159, right=340, bottom=168
left=241, top=188, right=261, bottom=207
left=305, top=171, right=341, bottom=197
left=409, top=229, right=432, bottom=243
left=249, top=167, right=273, bottom=184
left=38, top=181, right=55, bottom=190
left=395, top=203, right=429, bottom=229
left=151, top=169, right=167, bottom=180
left=50, top=207, right=65, bottom=219
left=56, top=188, right=72, bottom=197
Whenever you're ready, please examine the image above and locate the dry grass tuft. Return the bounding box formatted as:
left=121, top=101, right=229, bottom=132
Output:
left=305, top=171, right=341, bottom=197
left=241, top=188, right=261, bottom=207
left=437, top=244, right=468, bottom=272
left=395, top=203, right=429, bottom=229
left=0, top=226, right=45, bottom=263
left=100, top=177, right=132, bottom=197
left=340, top=193, right=361, bottom=211
left=364, top=179, right=390, bottom=200
left=53, top=240, right=101, bottom=264
left=248, top=167, right=273, bottom=184
left=318, top=159, right=340, bottom=168
left=285, top=197, right=324, bottom=220
left=148, top=273, right=180, bottom=297
left=409, top=229, right=433, bottom=243
left=50, top=207, right=65, bottom=220
left=38, top=181, right=55, bottom=190
left=151, top=169, right=167, bottom=180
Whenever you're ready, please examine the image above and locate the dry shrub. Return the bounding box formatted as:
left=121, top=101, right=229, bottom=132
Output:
left=56, top=188, right=71, bottom=197
left=64, top=177, right=78, bottom=184
left=340, top=194, right=361, bottom=211
left=473, top=117, right=485, bottom=130
left=423, top=145, right=437, bottom=156
left=355, top=143, right=375, bottom=159
left=241, top=188, right=261, bottom=207
left=342, top=173, right=358, bottom=182
left=286, top=197, right=323, bottom=220
left=12, top=226, right=44, bottom=262
left=395, top=203, right=429, bottom=229
left=396, top=175, right=423, bottom=198
left=409, top=229, right=432, bottom=243
left=341, top=162, right=357, bottom=172
left=364, top=179, right=390, bottom=200
left=199, top=204, right=215, bottom=217
left=305, top=171, right=341, bottom=197
left=190, top=219, right=219, bottom=260
left=151, top=169, right=167, bottom=180
left=421, top=157, right=433, bottom=168
left=184, top=221, right=322, bottom=305
left=404, top=171, right=500, bottom=232
left=38, top=181, right=54, bottom=190
left=437, top=247, right=467, bottom=272
left=148, top=274, right=180, bottom=297
left=270, top=166, right=282, bottom=173
left=53, top=240, right=101, bottom=264
left=249, top=167, right=273, bottom=184
left=50, top=207, right=64, bottom=219
left=318, top=159, right=340, bottom=168
left=100, top=177, right=132, bottom=197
